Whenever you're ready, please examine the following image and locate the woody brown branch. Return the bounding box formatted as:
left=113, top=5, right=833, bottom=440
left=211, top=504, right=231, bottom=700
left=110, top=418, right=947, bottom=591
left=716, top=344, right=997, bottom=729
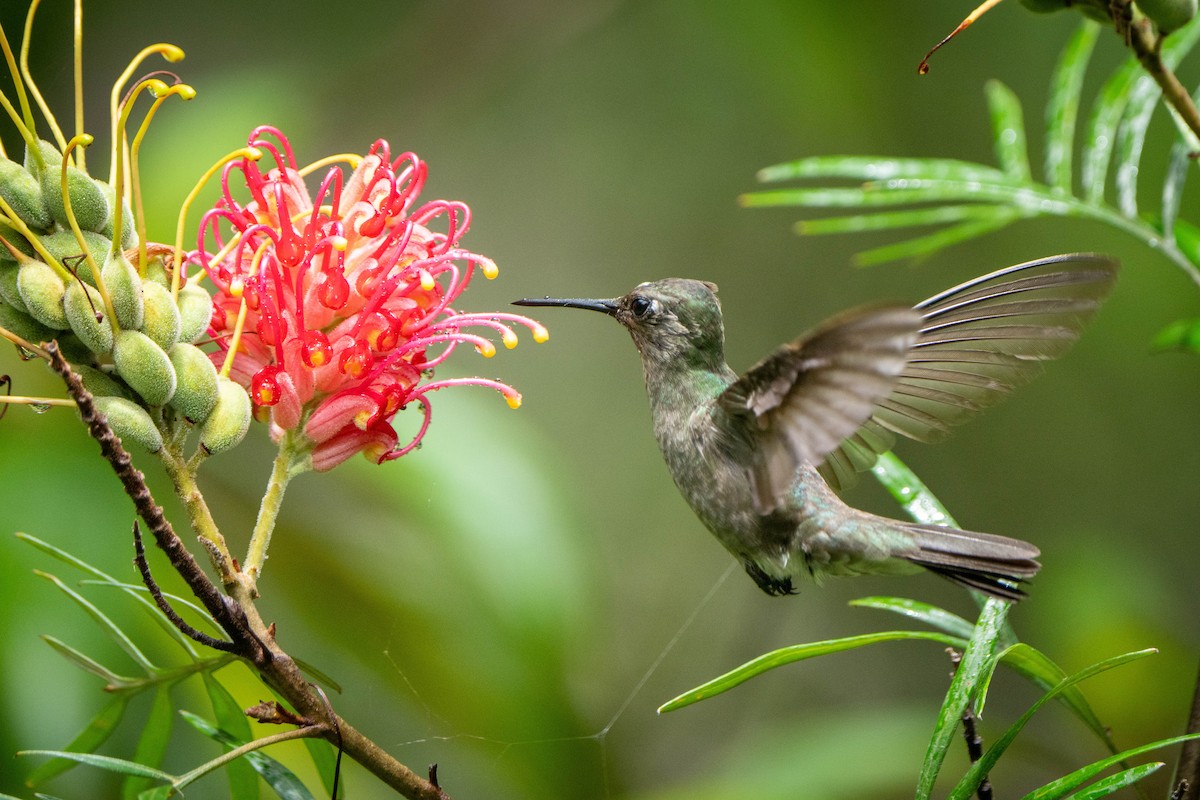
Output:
left=47, top=340, right=450, bottom=800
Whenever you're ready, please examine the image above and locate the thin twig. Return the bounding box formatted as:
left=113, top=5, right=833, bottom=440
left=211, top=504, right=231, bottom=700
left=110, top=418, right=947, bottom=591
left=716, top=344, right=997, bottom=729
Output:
left=132, top=521, right=236, bottom=652
left=47, top=340, right=451, bottom=800
left=1125, top=16, right=1200, bottom=143
left=45, top=342, right=255, bottom=656
left=1172, top=656, right=1200, bottom=800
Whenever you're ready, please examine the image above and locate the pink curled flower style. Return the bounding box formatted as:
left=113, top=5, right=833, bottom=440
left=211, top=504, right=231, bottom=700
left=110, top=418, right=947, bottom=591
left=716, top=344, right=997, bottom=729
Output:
left=195, top=127, right=545, bottom=471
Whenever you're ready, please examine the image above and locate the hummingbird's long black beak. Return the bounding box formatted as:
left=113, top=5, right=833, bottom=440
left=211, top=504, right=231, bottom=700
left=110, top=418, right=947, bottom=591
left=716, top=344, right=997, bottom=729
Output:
left=512, top=296, right=618, bottom=315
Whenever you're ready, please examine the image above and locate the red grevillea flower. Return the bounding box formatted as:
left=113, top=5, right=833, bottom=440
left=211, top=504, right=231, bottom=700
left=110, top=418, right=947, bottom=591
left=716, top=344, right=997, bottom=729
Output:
left=195, top=127, right=546, bottom=471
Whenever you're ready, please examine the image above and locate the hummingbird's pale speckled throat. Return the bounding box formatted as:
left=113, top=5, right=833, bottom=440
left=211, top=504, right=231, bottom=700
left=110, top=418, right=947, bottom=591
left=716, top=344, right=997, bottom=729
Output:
left=515, top=254, right=1117, bottom=600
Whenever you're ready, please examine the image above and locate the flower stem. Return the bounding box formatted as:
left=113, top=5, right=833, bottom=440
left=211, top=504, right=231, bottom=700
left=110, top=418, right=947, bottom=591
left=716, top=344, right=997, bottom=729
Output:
left=243, top=430, right=300, bottom=587
left=158, top=443, right=237, bottom=585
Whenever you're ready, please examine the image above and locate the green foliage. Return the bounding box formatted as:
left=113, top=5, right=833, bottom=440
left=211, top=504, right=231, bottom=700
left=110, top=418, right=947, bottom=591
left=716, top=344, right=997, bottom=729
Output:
left=11, top=534, right=330, bottom=799
left=742, top=17, right=1200, bottom=309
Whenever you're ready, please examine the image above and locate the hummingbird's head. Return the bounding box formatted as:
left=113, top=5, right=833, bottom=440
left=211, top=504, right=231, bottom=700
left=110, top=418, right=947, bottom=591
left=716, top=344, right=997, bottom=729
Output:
left=514, top=278, right=727, bottom=370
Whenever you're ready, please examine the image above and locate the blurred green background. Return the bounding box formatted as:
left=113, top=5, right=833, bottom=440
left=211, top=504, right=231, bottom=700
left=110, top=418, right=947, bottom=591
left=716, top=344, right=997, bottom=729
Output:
left=1, top=1, right=1199, bottom=797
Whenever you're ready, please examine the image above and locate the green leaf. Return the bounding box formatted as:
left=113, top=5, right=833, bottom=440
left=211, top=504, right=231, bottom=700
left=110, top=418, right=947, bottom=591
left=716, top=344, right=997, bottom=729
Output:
left=849, top=597, right=975, bottom=640
left=948, top=648, right=1159, bottom=800
left=796, top=204, right=1010, bottom=236
left=1060, top=762, right=1164, bottom=800
left=292, top=658, right=344, bottom=695
left=1161, top=142, right=1192, bottom=241
left=985, top=80, right=1032, bottom=181
left=178, top=711, right=316, bottom=799
left=35, top=570, right=157, bottom=674
left=915, top=597, right=1009, bottom=800
left=1153, top=317, right=1200, bottom=352
left=40, top=634, right=130, bottom=685
left=657, top=630, right=965, bottom=713
left=1081, top=56, right=1139, bottom=205
left=854, top=212, right=1021, bottom=266
left=203, top=673, right=259, bottom=800
left=755, top=156, right=1012, bottom=185
left=17, top=750, right=175, bottom=781
left=18, top=533, right=198, bottom=656
left=1022, top=733, right=1200, bottom=800
left=300, top=739, right=340, bottom=800
left=24, top=696, right=130, bottom=787
left=871, top=452, right=958, bottom=526
left=994, top=643, right=1118, bottom=753
left=1044, top=21, right=1101, bottom=190
left=123, top=685, right=175, bottom=800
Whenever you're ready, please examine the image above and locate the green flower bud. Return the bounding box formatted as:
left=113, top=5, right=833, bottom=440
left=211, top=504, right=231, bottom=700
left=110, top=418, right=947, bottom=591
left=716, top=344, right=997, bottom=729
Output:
left=96, top=180, right=137, bottom=250
left=41, top=162, right=111, bottom=233
left=1137, top=0, right=1197, bottom=31
left=177, top=282, right=213, bottom=344
left=0, top=297, right=53, bottom=344
left=101, top=251, right=144, bottom=330
left=23, top=139, right=62, bottom=183
left=64, top=280, right=114, bottom=355
left=0, top=217, right=35, bottom=259
left=92, top=396, right=163, bottom=452
left=140, top=280, right=181, bottom=349
left=0, top=158, right=52, bottom=231
left=40, top=229, right=111, bottom=285
left=168, top=342, right=219, bottom=423
left=16, top=259, right=68, bottom=329
left=72, top=363, right=133, bottom=399
left=199, top=376, right=251, bottom=455
left=0, top=260, right=28, bottom=313
left=113, top=329, right=177, bottom=406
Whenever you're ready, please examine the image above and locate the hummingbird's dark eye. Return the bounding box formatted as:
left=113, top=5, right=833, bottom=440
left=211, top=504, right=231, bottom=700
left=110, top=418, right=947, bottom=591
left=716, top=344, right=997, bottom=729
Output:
left=630, top=295, right=654, bottom=318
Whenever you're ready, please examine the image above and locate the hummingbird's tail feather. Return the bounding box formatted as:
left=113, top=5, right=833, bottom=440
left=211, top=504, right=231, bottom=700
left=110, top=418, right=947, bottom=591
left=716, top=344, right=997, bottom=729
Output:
left=899, top=523, right=1041, bottom=601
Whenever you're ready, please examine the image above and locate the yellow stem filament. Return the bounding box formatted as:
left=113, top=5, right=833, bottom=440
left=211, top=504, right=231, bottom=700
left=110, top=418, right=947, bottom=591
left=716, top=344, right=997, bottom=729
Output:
left=0, top=322, right=49, bottom=359
left=0, top=395, right=75, bottom=408
left=171, top=146, right=262, bottom=300
left=219, top=238, right=271, bottom=378
left=108, top=43, right=184, bottom=186
left=918, top=0, right=1008, bottom=74
left=0, top=17, right=36, bottom=148
left=0, top=194, right=69, bottom=279
left=129, top=83, right=196, bottom=273
left=20, top=0, right=68, bottom=158
left=61, top=134, right=119, bottom=328
left=72, top=0, right=84, bottom=173
left=111, top=77, right=169, bottom=262
left=299, top=153, right=362, bottom=177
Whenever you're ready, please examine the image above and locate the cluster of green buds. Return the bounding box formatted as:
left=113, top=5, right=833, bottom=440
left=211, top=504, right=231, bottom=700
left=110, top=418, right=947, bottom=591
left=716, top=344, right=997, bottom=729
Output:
left=0, top=135, right=245, bottom=453
left=0, top=5, right=249, bottom=456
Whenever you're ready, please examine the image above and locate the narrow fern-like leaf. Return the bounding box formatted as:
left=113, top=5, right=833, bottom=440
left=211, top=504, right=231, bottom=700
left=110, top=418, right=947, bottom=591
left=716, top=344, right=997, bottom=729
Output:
left=854, top=212, right=1020, bottom=266
left=796, top=204, right=1010, bottom=235
left=1061, top=762, right=1165, bottom=800
left=947, top=649, right=1158, bottom=800
left=986, top=80, right=1032, bottom=181
left=1082, top=57, right=1141, bottom=205
left=35, top=570, right=158, bottom=674
left=755, top=155, right=1011, bottom=184
left=123, top=685, right=175, bottom=800
left=203, top=673, right=259, bottom=800
left=24, top=696, right=130, bottom=787
left=1045, top=21, right=1101, bottom=190
left=915, top=598, right=1009, bottom=800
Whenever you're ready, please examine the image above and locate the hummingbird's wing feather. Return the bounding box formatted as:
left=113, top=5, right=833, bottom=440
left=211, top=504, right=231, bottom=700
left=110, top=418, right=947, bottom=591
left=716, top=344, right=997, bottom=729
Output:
left=819, top=253, right=1118, bottom=491
left=717, top=305, right=924, bottom=514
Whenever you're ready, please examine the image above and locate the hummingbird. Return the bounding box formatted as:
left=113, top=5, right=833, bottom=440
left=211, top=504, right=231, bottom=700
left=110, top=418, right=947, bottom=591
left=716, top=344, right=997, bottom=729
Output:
left=514, top=253, right=1118, bottom=600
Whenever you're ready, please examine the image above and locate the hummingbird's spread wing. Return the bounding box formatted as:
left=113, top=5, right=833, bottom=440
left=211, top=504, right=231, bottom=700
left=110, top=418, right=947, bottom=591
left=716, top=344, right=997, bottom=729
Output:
left=717, top=305, right=924, bottom=514
left=819, top=253, right=1119, bottom=491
